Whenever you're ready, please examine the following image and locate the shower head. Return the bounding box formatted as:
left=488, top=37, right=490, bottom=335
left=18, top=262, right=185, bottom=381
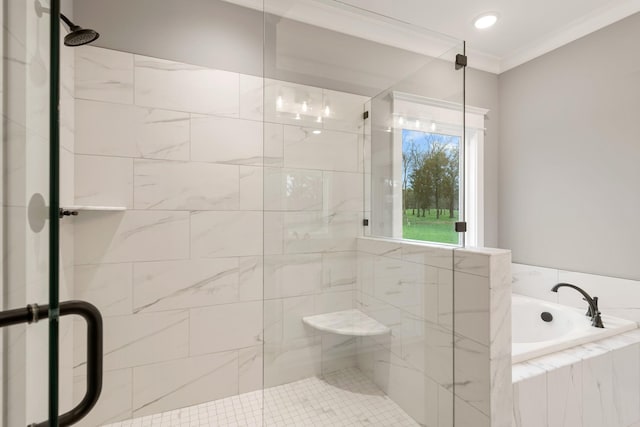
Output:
left=60, top=14, right=100, bottom=47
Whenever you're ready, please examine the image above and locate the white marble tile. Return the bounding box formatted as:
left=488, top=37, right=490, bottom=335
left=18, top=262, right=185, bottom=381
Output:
left=454, top=271, right=489, bottom=345
left=75, top=154, right=133, bottom=208
left=401, top=242, right=454, bottom=269
left=239, top=74, right=263, bottom=121
left=454, top=335, right=490, bottom=416
left=189, top=301, right=263, bottom=355
left=74, top=211, right=190, bottom=265
left=135, top=107, right=191, bottom=161
left=512, top=372, right=547, bottom=427
left=314, top=290, right=355, bottom=314
left=73, top=368, right=132, bottom=427
left=75, top=100, right=137, bottom=157
left=264, top=295, right=316, bottom=346
left=263, top=336, right=321, bottom=388
left=134, top=55, right=239, bottom=116
left=75, top=46, right=134, bottom=104
left=190, top=211, right=263, bottom=258
left=453, top=248, right=492, bottom=277
left=238, top=256, right=263, bottom=302
left=132, top=351, right=238, bottom=417
left=322, top=251, right=357, bottom=292
left=582, top=352, right=615, bottom=427
left=322, top=89, right=368, bottom=133
left=357, top=237, right=403, bottom=259
left=263, top=212, right=284, bottom=255
left=264, top=79, right=324, bottom=127
left=357, top=293, right=402, bottom=356
left=74, top=263, right=133, bottom=317
left=60, top=148, right=75, bottom=206
left=547, top=361, right=583, bottom=427
left=283, top=126, right=360, bottom=172
left=264, top=122, right=284, bottom=167
left=373, top=256, right=424, bottom=313
left=438, top=386, right=454, bottom=427
left=75, top=100, right=190, bottom=160
left=438, top=267, right=454, bottom=330
left=263, top=253, right=322, bottom=299
left=380, top=352, right=427, bottom=425
left=239, top=166, right=263, bottom=211
left=324, top=171, right=363, bottom=213
left=612, top=343, right=640, bottom=426
left=134, top=160, right=239, bottom=210
left=75, top=310, right=189, bottom=371
left=132, top=258, right=240, bottom=313
left=283, top=211, right=359, bottom=254
left=424, top=321, right=454, bottom=387
left=321, top=334, right=357, bottom=374
left=238, top=345, right=263, bottom=394
left=191, top=114, right=262, bottom=165
left=264, top=167, right=323, bottom=211
left=511, top=263, right=560, bottom=302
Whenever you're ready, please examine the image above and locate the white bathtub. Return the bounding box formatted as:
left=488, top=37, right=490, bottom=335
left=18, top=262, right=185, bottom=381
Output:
left=512, top=294, right=638, bottom=363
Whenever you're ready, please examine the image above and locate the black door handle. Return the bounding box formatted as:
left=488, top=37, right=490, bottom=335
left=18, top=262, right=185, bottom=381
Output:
left=0, top=300, right=103, bottom=426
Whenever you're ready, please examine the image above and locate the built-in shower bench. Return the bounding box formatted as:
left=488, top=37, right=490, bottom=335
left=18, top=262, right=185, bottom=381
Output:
left=302, top=309, right=390, bottom=336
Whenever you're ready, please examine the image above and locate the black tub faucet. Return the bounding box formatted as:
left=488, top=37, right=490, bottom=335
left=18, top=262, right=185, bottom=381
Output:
left=551, top=283, right=604, bottom=328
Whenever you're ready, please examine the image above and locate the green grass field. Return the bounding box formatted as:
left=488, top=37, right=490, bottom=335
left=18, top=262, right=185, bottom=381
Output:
left=402, top=209, right=459, bottom=244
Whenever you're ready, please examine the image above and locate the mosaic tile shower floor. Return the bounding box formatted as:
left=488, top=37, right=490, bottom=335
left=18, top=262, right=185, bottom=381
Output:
left=103, top=367, right=420, bottom=427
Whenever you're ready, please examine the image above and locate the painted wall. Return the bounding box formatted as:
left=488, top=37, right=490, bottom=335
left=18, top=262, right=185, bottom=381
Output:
left=498, top=12, right=640, bottom=280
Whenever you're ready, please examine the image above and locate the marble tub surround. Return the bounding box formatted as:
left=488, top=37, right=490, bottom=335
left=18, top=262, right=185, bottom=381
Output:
left=355, top=238, right=512, bottom=427
left=512, top=263, right=640, bottom=323
left=71, top=45, right=368, bottom=425
left=512, top=329, right=640, bottom=427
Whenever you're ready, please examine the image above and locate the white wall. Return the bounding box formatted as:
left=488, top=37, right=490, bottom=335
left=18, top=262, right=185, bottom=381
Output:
left=498, top=12, right=640, bottom=280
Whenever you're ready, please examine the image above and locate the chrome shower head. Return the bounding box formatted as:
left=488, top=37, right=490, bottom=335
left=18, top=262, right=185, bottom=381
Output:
left=61, top=14, right=100, bottom=47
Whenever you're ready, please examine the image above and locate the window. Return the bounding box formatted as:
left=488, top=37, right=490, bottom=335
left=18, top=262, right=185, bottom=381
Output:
left=402, top=130, right=461, bottom=244
left=391, top=92, right=487, bottom=246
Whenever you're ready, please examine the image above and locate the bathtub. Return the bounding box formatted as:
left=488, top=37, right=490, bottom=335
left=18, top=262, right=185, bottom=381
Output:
left=512, top=294, right=638, bottom=363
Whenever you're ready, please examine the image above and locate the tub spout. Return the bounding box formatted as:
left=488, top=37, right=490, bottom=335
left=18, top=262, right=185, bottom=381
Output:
left=551, top=283, right=604, bottom=328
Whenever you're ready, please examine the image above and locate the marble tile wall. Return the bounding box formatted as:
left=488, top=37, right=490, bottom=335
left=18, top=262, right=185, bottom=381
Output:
left=71, top=46, right=368, bottom=425
left=355, top=238, right=512, bottom=427
left=512, top=263, right=640, bottom=323
left=512, top=330, right=640, bottom=427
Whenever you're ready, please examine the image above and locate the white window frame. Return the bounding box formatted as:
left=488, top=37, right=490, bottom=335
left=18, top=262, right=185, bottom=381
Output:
left=391, top=91, right=487, bottom=247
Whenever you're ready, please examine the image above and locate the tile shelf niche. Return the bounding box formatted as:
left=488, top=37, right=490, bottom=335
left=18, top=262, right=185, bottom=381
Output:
left=302, top=309, right=390, bottom=336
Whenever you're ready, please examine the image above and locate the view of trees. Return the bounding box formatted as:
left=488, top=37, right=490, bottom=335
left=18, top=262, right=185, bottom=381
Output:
left=402, top=130, right=460, bottom=221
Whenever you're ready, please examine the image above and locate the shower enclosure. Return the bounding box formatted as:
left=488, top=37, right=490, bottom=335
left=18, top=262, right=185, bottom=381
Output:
left=1, top=0, right=475, bottom=425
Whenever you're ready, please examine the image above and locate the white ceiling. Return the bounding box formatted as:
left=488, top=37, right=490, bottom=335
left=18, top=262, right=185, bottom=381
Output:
left=224, top=0, right=640, bottom=74
left=337, top=0, right=640, bottom=73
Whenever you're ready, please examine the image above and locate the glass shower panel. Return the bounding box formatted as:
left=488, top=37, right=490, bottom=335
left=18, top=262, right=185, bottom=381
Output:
left=1, top=0, right=53, bottom=424
left=263, top=1, right=462, bottom=425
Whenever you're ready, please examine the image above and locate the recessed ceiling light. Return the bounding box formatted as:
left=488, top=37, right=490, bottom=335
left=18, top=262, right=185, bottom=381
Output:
left=474, top=13, right=498, bottom=30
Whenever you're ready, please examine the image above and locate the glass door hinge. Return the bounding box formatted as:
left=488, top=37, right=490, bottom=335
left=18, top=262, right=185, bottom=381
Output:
left=455, top=222, right=467, bottom=232
left=363, top=111, right=369, bottom=120
left=455, top=54, right=467, bottom=70
left=363, top=219, right=369, bottom=226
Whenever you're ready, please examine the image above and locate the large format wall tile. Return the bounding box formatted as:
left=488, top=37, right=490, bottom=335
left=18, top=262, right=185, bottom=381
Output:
left=189, top=301, right=263, bottom=355
left=132, top=351, right=239, bottom=418
left=191, top=211, right=263, bottom=258
left=75, top=46, right=134, bottom=104
left=75, top=154, right=133, bottom=208
left=263, top=254, right=322, bottom=299
left=283, top=126, right=359, bottom=172
left=135, top=55, right=239, bottom=116
left=74, top=368, right=132, bottom=427
left=74, top=263, right=133, bottom=317
left=191, top=114, right=262, bottom=165
left=134, top=160, right=239, bottom=210
left=264, top=168, right=323, bottom=211
left=75, top=211, right=190, bottom=264
left=75, top=100, right=190, bottom=160
left=75, top=310, right=189, bottom=371
left=283, top=211, right=360, bottom=254
left=133, top=258, right=242, bottom=313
